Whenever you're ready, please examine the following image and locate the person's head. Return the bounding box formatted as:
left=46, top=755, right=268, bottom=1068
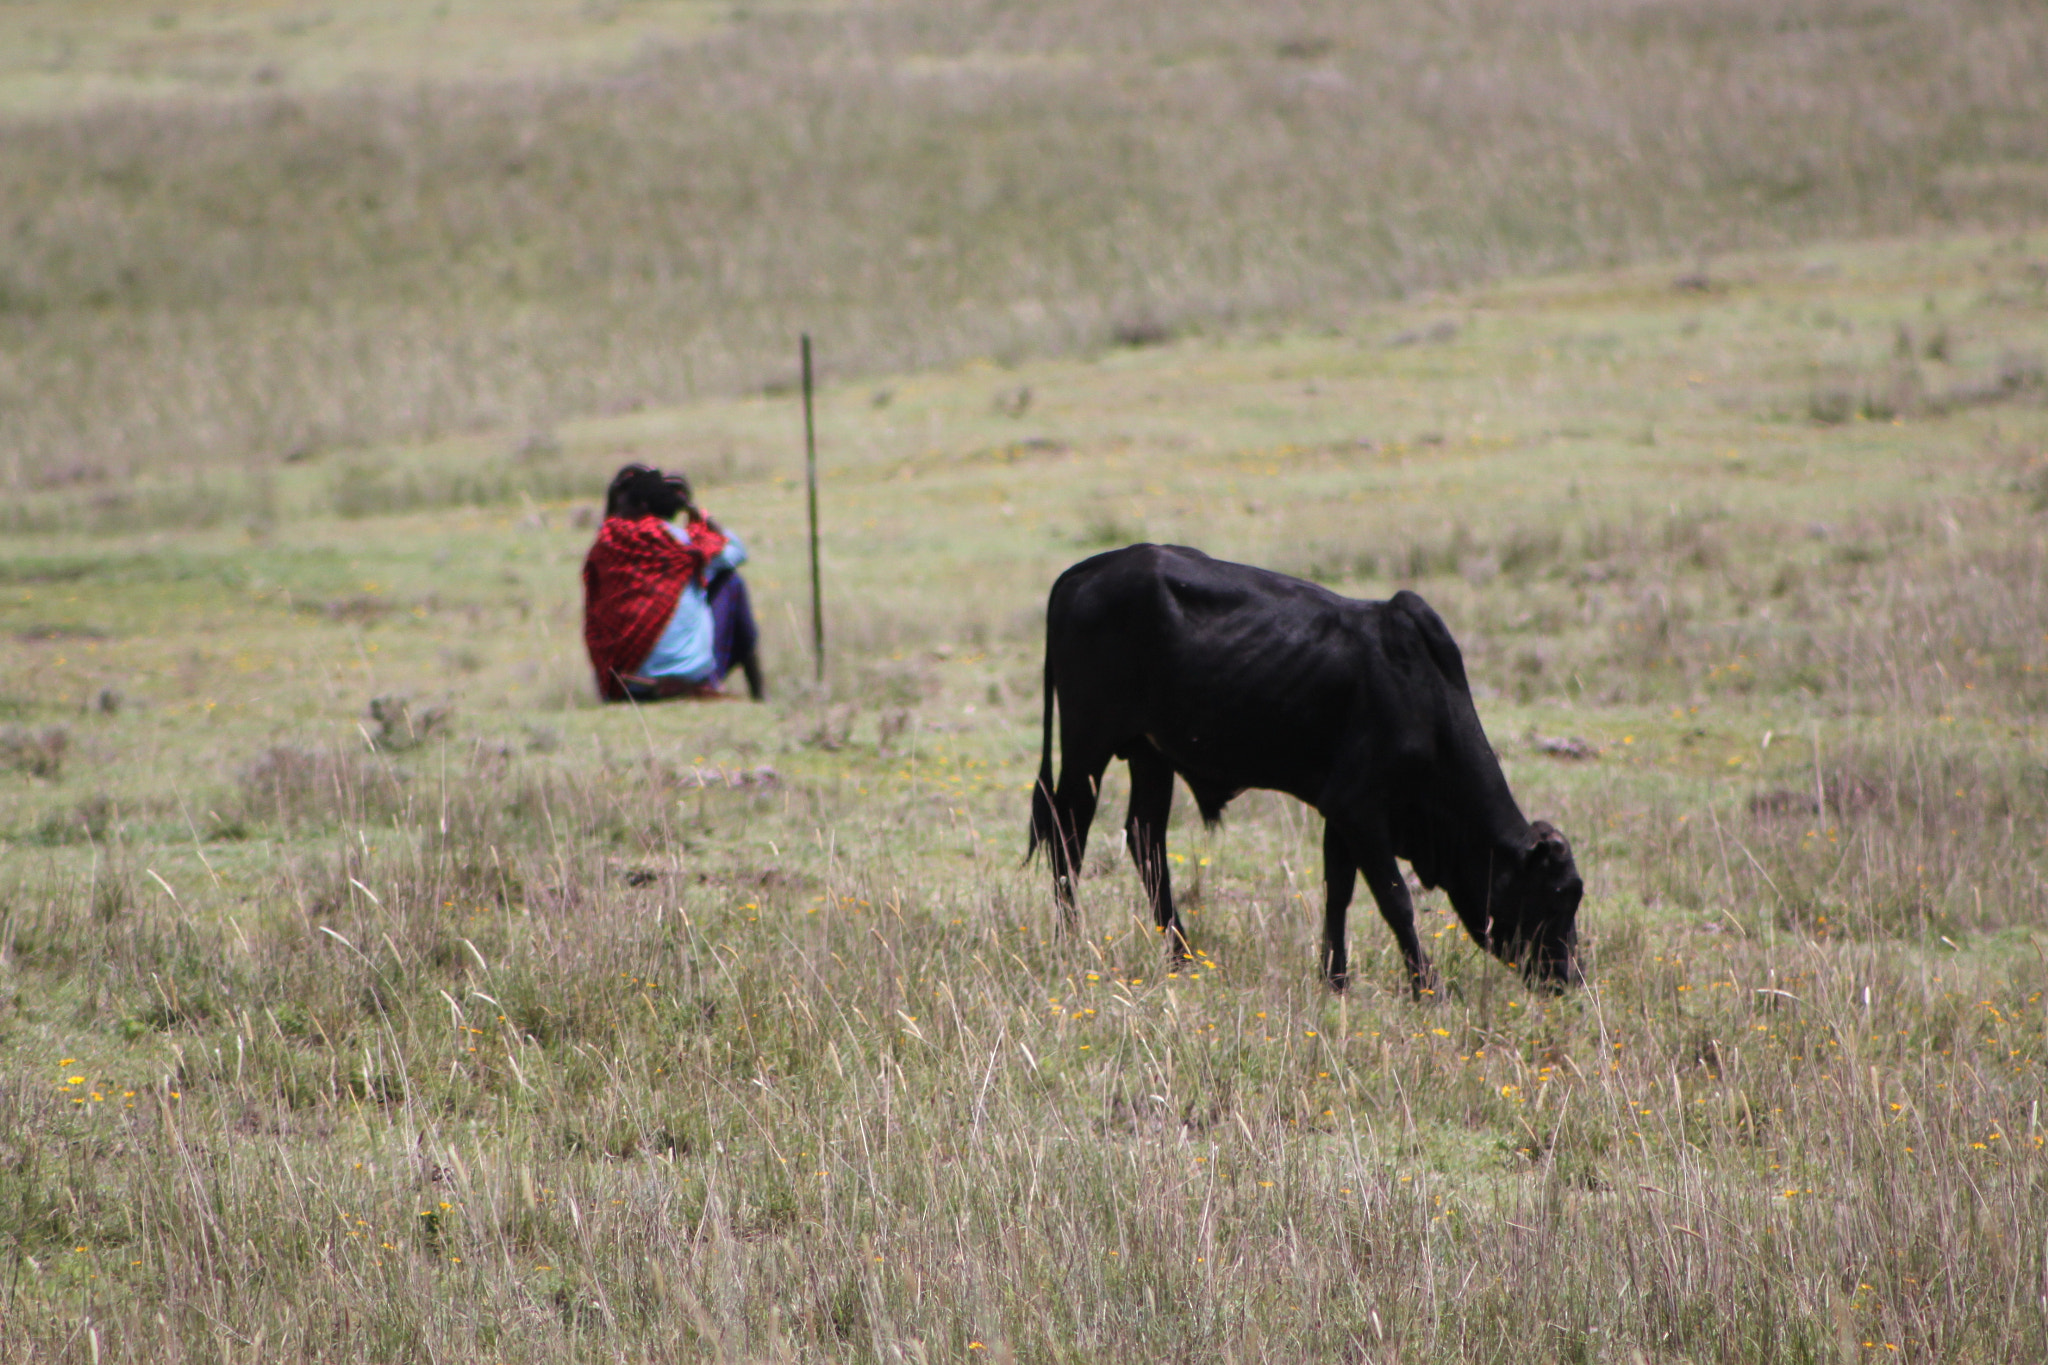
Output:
left=605, top=464, right=694, bottom=521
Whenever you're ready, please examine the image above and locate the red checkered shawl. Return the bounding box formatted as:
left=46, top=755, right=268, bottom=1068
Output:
left=582, top=515, right=728, bottom=700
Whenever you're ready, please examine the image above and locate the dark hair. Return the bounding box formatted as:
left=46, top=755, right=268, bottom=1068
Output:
left=660, top=470, right=695, bottom=519
left=605, top=464, right=693, bottom=521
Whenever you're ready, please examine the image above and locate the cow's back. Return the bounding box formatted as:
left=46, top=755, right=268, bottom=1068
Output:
left=1050, top=543, right=1342, bottom=639
left=1047, top=546, right=1398, bottom=797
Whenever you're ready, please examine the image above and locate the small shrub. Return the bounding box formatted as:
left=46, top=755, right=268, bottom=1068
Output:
left=30, top=793, right=112, bottom=845
left=1498, top=525, right=1562, bottom=578
left=1110, top=316, right=1172, bottom=349
left=0, top=725, right=68, bottom=778
left=368, top=695, right=452, bottom=752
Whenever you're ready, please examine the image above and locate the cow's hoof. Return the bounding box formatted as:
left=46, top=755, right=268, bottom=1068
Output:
left=1324, top=972, right=1350, bottom=995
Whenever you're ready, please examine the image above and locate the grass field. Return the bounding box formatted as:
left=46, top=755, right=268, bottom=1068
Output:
left=5, top=0, right=2048, bottom=1360
left=3, top=227, right=2046, bottom=1360
left=5, top=0, right=2048, bottom=487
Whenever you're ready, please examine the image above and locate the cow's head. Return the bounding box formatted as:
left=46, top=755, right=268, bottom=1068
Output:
left=1491, top=821, right=1583, bottom=989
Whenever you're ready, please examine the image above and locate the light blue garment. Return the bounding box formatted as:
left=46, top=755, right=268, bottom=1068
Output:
left=635, top=523, right=747, bottom=682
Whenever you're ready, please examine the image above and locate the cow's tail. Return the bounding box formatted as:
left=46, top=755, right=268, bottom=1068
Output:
left=1025, top=647, right=1058, bottom=866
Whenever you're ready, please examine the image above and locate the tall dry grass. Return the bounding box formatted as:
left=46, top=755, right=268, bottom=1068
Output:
left=1, top=735, right=2043, bottom=1360
left=5, top=0, right=2048, bottom=481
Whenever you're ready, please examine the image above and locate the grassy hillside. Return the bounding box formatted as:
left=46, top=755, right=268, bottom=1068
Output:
left=4, top=0, right=2048, bottom=486
left=0, top=0, right=783, bottom=114
left=2, top=232, right=2045, bottom=1360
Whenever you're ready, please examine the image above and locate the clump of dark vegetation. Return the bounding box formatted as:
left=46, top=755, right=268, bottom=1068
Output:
left=367, top=695, right=452, bottom=752
left=29, top=792, right=114, bottom=846
left=0, top=724, right=67, bottom=778
left=1809, top=349, right=2045, bottom=424
left=1110, top=316, right=1174, bottom=349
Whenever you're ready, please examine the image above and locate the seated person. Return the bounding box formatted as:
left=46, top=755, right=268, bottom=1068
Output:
left=581, top=463, right=765, bottom=702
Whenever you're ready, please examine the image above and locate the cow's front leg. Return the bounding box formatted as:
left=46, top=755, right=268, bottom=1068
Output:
left=1125, top=747, right=1189, bottom=962
left=1318, top=823, right=1357, bottom=991
left=1327, top=823, right=1438, bottom=1000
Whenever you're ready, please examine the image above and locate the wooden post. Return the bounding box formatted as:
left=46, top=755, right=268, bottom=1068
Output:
left=802, top=334, right=823, bottom=683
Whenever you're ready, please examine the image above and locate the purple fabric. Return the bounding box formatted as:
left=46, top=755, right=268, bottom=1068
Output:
left=707, top=570, right=758, bottom=681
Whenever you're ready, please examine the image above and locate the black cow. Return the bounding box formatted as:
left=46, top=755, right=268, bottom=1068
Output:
left=1026, top=544, right=1582, bottom=995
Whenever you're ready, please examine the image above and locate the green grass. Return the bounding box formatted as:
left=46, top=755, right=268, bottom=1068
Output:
left=3, top=231, right=2046, bottom=1360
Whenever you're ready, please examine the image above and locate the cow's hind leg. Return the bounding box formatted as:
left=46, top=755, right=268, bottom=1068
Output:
left=1325, top=822, right=1439, bottom=1000
left=1047, top=752, right=1108, bottom=934
left=1124, top=746, right=1188, bottom=961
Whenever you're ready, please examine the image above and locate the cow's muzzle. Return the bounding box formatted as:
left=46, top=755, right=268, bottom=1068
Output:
left=1516, top=939, right=1582, bottom=992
